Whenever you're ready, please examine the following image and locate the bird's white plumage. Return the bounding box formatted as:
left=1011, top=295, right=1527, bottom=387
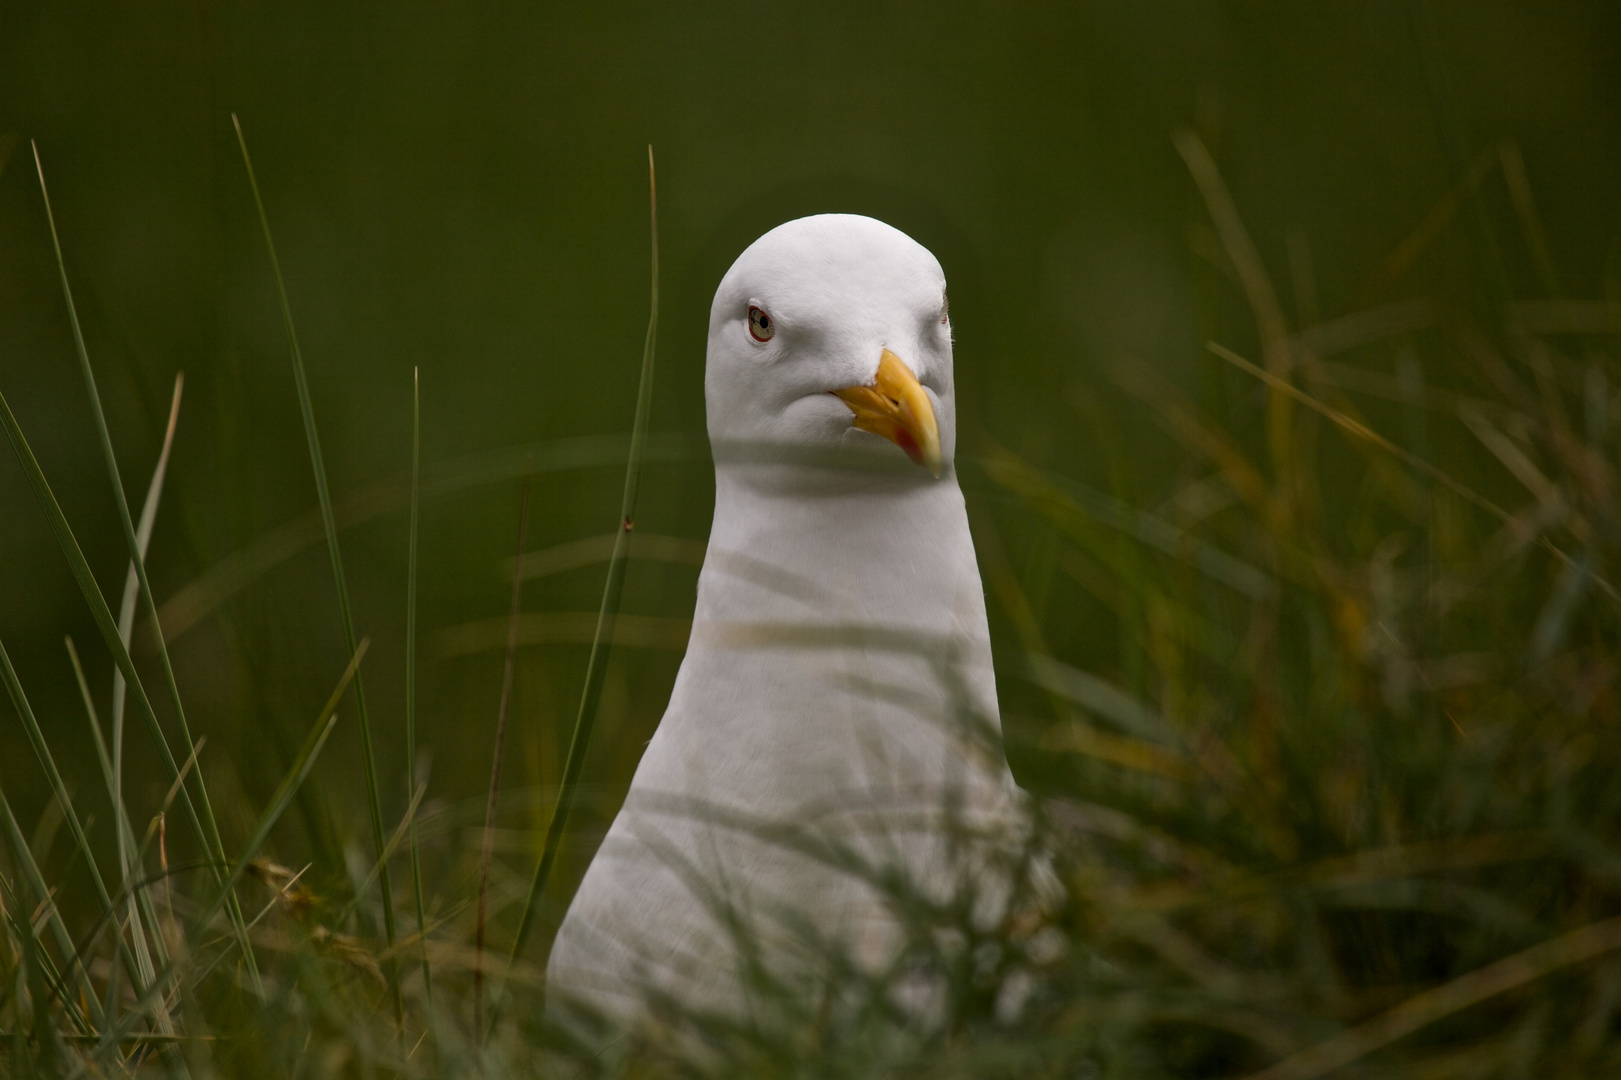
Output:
left=546, top=214, right=1017, bottom=1030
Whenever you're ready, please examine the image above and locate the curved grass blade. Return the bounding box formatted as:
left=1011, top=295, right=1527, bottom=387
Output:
left=29, top=143, right=259, bottom=990
left=504, top=144, right=661, bottom=995
left=406, top=367, right=431, bottom=1002
left=230, top=113, right=401, bottom=1026
left=63, top=639, right=172, bottom=1028
left=112, top=372, right=184, bottom=877
left=475, top=476, right=531, bottom=1036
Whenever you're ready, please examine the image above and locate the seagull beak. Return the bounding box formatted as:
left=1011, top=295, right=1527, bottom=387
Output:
left=832, top=348, right=943, bottom=478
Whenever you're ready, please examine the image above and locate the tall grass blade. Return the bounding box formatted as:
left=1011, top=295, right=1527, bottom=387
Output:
left=1173, top=127, right=1296, bottom=495
left=0, top=638, right=150, bottom=1022
left=506, top=144, right=661, bottom=985
left=1498, top=140, right=1563, bottom=298
left=29, top=143, right=260, bottom=990
left=475, top=475, right=531, bottom=1036
left=112, top=372, right=183, bottom=886
left=230, top=113, right=402, bottom=1025
left=63, top=639, right=171, bottom=1029
left=406, top=367, right=431, bottom=1002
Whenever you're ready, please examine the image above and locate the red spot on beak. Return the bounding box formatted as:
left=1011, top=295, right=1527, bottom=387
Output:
left=893, top=427, right=924, bottom=467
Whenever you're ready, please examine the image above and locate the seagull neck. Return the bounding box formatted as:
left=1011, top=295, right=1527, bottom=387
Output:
left=704, top=465, right=974, bottom=620
left=711, top=466, right=959, bottom=536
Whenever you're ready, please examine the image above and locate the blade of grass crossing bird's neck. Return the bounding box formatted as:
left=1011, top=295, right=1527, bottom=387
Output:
left=30, top=144, right=261, bottom=992
left=64, top=638, right=173, bottom=1023
left=407, top=367, right=432, bottom=1002
left=0, top=637, right=151, bottom=1022
left=113, top=373, right=183, bottom=880
left=231, top=114, right=402, bottom=1027
left=504, top=145, right=661, bottom=996
left=0, top=784, right=98, bottom=1035
left=90, top=643, right=360, bottom=1066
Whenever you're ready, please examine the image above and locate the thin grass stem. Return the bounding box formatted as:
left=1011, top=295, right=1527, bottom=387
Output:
left=406, top=366, right=431, bottom=1004
left=64, top=639, right=172, bottom=1021
left=503, top=145, right=661, bottom=999
left=475, top=475, right=531, bottom=1037
left=229, top=113, right=402, bottom=1027
left=112, top=372, right=183, bottom=903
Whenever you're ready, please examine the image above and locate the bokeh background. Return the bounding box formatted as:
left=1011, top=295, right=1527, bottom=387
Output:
left=1, top=0, right=1618, bottom=943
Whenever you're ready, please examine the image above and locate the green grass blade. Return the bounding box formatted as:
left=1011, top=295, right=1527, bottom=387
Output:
left=229, top=114, right=401, bottom=1026
left=505, top=145, right=661, bottom=982
left=475, top=476, right=532, bottom=1036
left=406, top=367, right=431, bottom=1003
left=0, top=638, right=147, bottom=1022
left=29, top=144, right=260, bottom=991
left=63, top=639, right=172, bottom=1022
left=111, top=373, right=183, bottom=890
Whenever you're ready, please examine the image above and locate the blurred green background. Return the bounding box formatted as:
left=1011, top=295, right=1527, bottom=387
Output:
left=1, top=0, right=1617, bottom=927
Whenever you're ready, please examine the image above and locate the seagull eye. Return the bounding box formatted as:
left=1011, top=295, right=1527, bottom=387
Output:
left=748, top=305, right=775, bottom=342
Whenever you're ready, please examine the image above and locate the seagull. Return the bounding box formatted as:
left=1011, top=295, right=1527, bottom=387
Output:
left=546, top=214, right=1019, bottom=1035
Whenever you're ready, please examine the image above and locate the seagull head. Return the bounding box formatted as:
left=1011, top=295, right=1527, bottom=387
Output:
left=706, top=214, right=954, bottom=481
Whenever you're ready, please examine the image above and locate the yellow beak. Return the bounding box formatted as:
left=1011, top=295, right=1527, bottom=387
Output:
left=832, top=349, right=943, bottom=478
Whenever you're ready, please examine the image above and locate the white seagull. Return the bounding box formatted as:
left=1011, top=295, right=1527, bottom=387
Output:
left=547, top=213, right=1019, bottom=1033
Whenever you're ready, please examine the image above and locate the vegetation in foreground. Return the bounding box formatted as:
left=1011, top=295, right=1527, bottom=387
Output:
left=1, top=127, right=1619, bottom=1078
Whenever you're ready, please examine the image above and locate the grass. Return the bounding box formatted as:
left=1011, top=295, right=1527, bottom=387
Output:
left=0, top=126, right=1619, bottom=1078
